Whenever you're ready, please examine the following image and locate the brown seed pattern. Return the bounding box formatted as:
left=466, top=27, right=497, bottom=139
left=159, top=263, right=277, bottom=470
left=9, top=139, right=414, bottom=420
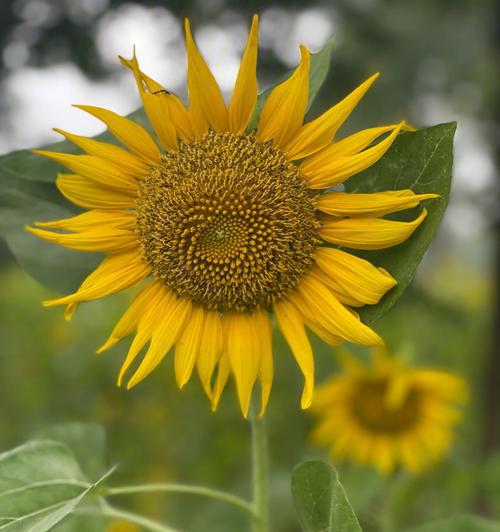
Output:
left=136, top=131, right=320, bottom=312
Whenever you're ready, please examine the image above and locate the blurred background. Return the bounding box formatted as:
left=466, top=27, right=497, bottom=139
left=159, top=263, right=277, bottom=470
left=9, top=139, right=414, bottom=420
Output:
left=0, top=0, right=498, bottom=530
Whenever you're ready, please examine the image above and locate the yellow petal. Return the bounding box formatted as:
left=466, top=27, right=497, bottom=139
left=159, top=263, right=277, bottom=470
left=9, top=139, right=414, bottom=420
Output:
left=43, top=250, right=150, bottom=307
left=35, top=209, right=134, bottom=232
left=303, top=313, right=344, bottom=345
left=223, top=312, right=261, bottom=417
left=301, top=123, right=404, bottom=189
left=26, top=225, right=137, bottom=253
left=33, top=151, right=138, bottom=191
left=274, top=299, right=314, bottom=409
left=118, top=286, right=174, bottom=385
left=53, top=128, right=149, bottom=177
left=211, top=355, right=230, bottom=411
left=56, top=173, right=135, bottom=210
left=196, top=310, right=223, bottom=399
left=228, top=15, right=259, bottom=134
left=127, top=296, right=192, bottom=388
left=64, top=303, right=78, bottom=321
left=400, top=439, right=422, bottom=472
left=74, top=104, right=160, bottom=164
left=168, top=94, right=196, bottom=143
left=314, top=248, right=397, bottom=305
left=256, top=46, right=310, bottom=147
left=318, top=190, right=439, bottom=218
left=98, top=281, right=163, bottom=353
left=325, top=123, right=411, bottom=158
left=254, top=309, right=273, bottom=416
left=285, top=73, right=379, bottom=160
left=296, top=273, right=383, bottom=346
left=185, top=18, right=228, bottom=133
left=372, top=441, right=395, bottom=475
left=119, top=56, right=195, bottom=142
left=289, top=277, right=363, bottom=329
left=175, top=305, right=206, bottom=388
left=320, top=209, right=428, bottom=250
left=121, top=52, right=177, bottom=152
left=308, top=268, right=366, bottom=308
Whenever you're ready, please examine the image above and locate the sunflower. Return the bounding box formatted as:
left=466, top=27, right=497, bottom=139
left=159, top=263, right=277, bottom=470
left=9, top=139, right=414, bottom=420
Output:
left=310, top=349, right=467, bottom=473
left=27, top=16, right=438, bottom=416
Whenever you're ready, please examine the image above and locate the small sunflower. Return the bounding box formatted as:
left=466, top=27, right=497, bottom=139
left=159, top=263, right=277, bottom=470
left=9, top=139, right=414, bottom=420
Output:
left=28, top=16, right=438, bottom=416
left=310, top=349, right=467, bottom=473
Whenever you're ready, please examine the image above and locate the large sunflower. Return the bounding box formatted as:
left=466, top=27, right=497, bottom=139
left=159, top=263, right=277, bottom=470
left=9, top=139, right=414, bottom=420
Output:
left=28, top=16, right=437, bottom=416
left=310, top=349, right=467, bottom=473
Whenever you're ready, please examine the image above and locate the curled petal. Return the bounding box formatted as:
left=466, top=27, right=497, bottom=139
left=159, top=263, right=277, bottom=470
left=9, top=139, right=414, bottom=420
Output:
left=320, top=209, right=428, bottom=250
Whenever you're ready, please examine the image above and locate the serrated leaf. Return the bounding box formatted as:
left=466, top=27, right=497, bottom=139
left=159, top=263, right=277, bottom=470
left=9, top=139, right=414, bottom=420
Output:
left=343, top=122, right=456, bottom=324
left=248, top=37, right=334, bottom=130
left=0, top=439, right=114, bottom=532
left=292, top=460, right=361, bottom=532
left=403, top=514, right=500, bottom=532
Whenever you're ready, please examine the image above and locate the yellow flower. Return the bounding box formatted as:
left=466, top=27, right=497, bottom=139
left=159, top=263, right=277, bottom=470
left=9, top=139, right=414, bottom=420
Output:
left=310, top=349, right=467, bottom=473
left=27, top=16, right=438, bottom=416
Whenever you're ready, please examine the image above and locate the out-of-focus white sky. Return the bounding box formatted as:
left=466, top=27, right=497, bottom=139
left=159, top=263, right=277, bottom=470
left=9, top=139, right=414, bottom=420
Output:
left=0, top=0, right=495, bottom=246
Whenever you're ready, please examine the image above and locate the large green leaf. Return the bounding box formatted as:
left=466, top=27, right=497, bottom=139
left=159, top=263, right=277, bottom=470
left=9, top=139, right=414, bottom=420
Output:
left=404, top=514, right=500, bottom=532
left=344, top=122, right=456, bottom=324
left=291, top=460, right=361, bottom=532
left=247, top=37, right=334, bottom=130
left=0, top=440, right=112, bottom=531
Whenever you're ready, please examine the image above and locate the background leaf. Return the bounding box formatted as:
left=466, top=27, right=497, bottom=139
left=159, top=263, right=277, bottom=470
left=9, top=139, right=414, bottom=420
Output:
left=291, top=460, right=361, bottom=532
left=343, top=122, right=456, bottom=324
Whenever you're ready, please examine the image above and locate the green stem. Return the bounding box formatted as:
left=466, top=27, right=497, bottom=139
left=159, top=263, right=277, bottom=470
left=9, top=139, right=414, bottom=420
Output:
left=249, top=404, right=270, bottom=532
left=105, top=483, right=256, bottom=516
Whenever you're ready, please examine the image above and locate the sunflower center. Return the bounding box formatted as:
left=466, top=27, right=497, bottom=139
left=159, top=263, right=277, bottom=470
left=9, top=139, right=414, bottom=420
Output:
left=135, top=131, right=320, bottom=312
left=351, top=378, right=420, bottom=433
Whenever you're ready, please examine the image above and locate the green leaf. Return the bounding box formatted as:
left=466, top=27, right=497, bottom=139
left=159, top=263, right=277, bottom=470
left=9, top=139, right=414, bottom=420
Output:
left=343, top=122, right=456, bottom=324
left=248, top=37, right=334, bottom=130
left=291, top=460, right=361, bottom=532
left=404, top=514, right=500, bottom=532
left=0, top=440, right=113, bottom=531
left=35, top=423, right=107, bottom=481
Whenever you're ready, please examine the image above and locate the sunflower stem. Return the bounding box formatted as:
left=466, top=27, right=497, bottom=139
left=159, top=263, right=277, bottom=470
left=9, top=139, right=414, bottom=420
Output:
left=249, top=403, right=270, bottom=532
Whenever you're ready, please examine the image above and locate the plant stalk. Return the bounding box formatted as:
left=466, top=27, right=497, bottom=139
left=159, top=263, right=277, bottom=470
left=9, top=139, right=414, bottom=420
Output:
left=249, top=404, right=270, bottom=532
